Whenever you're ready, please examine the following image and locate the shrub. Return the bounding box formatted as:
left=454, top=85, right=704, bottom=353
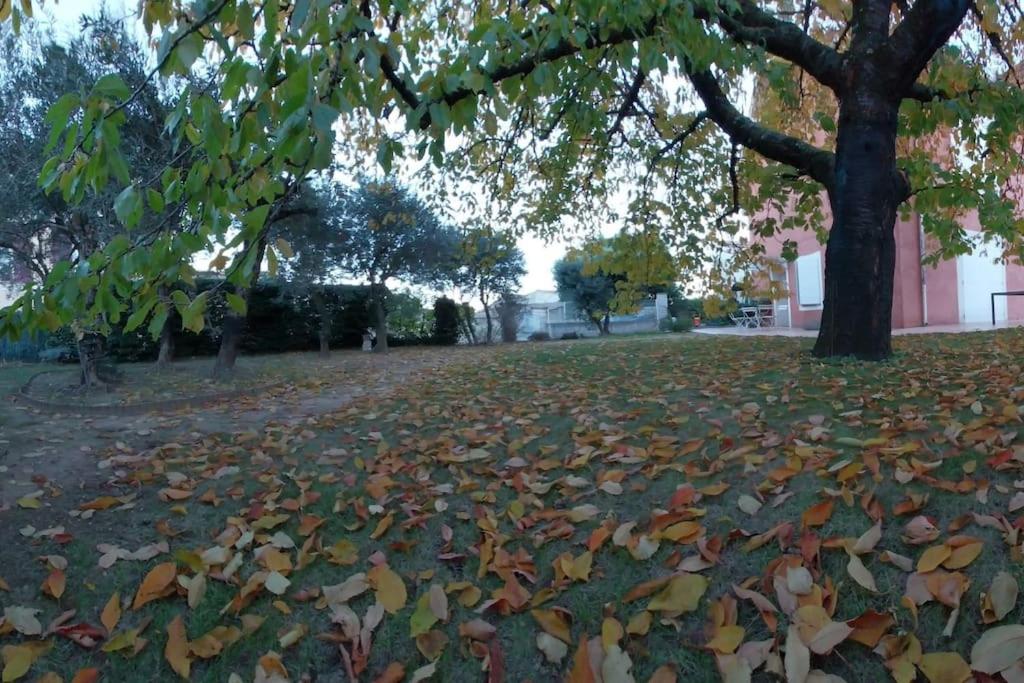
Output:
left=528, top=331, right=551, bottom=342
left=659, top=317, right=694, bottom=333
left=431, top=297, right=461, bottom=345
left=560, top=332, right=580, bottom=340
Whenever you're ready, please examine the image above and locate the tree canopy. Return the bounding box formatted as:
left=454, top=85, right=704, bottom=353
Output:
left=0, top=1, right=1021, bottom=358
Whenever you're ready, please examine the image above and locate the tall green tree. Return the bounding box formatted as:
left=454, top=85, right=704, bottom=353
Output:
left=452, top=229, right=526, bottom=344
left=2, top=1, right=1022, bottom=361
left=332, top=180, right=454, bottom=353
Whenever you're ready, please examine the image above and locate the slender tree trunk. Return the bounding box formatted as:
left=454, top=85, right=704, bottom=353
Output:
left=482, top=291, right=493, bottom=344
left=313, top=289, right=331, bottom=357
left=215, top=237, right=267, bottom=375
left=372, top=282, right=388, bottom=353
left=601, top=313, right=611, bottom=335
left=156, top=286, right=175, bottom=370
left=813, top=89, right=906, bottom=359
left=462, top=304, right=478, bottom=345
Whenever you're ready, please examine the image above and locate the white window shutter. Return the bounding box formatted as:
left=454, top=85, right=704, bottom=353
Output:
left=796, top=252, right=823, bottom=307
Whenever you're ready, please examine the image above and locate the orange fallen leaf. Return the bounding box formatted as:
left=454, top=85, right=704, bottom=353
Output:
left=801, top=500, right=833, bottom=530
left=164, top=615, right=191, bottom=679
left=101, top=592, right=121, bottom=634
left=132, top=562, right=178, bottom=610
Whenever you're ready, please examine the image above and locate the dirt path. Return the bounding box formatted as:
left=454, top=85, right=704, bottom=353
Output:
left=0, top=347, right=464, bottom=510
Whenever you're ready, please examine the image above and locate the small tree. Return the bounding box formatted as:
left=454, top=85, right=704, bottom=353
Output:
left=554, top=257, right=618, bottom=335
left=495, top=292, right=525, bottom=343
left=432, top=297, right=461, bottom=346
left=333, top=180, right=454, bottom=353
left=452, top=229, right=526, bottom=344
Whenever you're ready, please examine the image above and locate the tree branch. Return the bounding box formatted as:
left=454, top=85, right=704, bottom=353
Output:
left=701, top=0, right=844, bottom=92
left=379, top=13, right=663, bottom=129
left=688, top=71, right=835, bottom=188
left=885, top=0, right=972, bottom=95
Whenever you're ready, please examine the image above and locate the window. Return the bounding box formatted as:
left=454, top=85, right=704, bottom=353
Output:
left=796, top=252, right=823, bottom=308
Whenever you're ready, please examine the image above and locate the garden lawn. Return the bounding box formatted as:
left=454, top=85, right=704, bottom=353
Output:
left=3, top=331, right=1024, bottom=683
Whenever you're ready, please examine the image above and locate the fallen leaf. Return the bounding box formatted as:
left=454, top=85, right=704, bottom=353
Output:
left=1, top=641, right=51, bottom=682
left=918, top=652, right=970, bottom=683
left=164, top=615, right=191, bottom=679
left=971, top=625, right=1024, bottom=674
left=647, top=574, right=707, bottom=614
left=368, top=565, right=406, bottom=614
left=132, top=562, right=177, bottom=610
left=846, top=553, right=878, bottom=593
left=981, top=571, right=1018, bottom=624
left=101, top=592, right=121, bottom=634
left=537, top=632, right=568, bottom=663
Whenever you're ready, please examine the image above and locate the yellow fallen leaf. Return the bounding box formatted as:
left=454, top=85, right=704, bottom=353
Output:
left=626, top=610, right=651, bottom=636
left=917, top=545, right=952, bottom=573
left=707, top=625, right=745, bottom=654
left=368, top=564, right=406, bottom=614
left=942, top=541, right=982, bottom=570
left=918, top=652, right=970, bottom=683
left=16, top=496, right=41, bottom=510
left=647, top=573, right=707, bottom=614
left=1, top=641, right=51, bottom=682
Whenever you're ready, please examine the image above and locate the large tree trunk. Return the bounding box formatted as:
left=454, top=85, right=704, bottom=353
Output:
left=372, top=283, right=388, bottom=353
left=214, top=238, right=267, bottom=375
left=157, top=321, right=175, bottom=369
left=813, top=89, right=906, bottom=359
left=77, top=333, right=106, bottom=389
left=601, top=313, right=610, bottom=335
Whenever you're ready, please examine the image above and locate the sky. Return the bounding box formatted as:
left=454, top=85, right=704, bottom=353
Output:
left=43, top=0, right=596, bottom=296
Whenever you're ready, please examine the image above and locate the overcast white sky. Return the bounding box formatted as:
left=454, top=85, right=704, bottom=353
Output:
left=44, top=0, right=602, bottom=295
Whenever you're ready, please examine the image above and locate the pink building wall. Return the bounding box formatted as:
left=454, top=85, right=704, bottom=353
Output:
left=757, top=204, right=1024, bottom=330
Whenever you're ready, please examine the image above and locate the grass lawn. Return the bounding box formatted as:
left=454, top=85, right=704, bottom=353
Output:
left=2, top=331, right=1024, bottom=682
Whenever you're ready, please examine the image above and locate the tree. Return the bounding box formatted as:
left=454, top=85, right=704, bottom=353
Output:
left=0, top=15, right=187, bottom=385
left=333, top=180, right=454, bottom=353
left=432, top=296, right=461, bottom=345
left=271, top=180, right=340, bottom=357
left=453, top=229, right=526, bottom=344
left=3, top=2, right=1021, bottom=362
left=495, top=292, right=526, bottom=343
left=554, top=256, right=618, bottom=335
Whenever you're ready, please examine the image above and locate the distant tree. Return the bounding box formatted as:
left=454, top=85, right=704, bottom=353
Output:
left=211, top=186, right=318, bottom=375
left=273, top=180, right=341, bottom=357
left=333, top=180, right=455, bottom=353
left=453, top=229, right=526, bottom=344
left=458, top=302, right=477, bottom=345
left=554, top=257, right=617, bottom=335
left=496, top=292, right=525, bottom=343
left=386, top=290, right=429, bottom=340
left=432, top=297, right=461, bottom=346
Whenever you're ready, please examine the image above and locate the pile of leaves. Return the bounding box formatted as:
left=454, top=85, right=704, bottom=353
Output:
left=2, top=331, right=1024, bottom=682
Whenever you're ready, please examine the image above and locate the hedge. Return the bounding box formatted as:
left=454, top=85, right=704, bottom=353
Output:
left=45, top=279, right=435, bottom=363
